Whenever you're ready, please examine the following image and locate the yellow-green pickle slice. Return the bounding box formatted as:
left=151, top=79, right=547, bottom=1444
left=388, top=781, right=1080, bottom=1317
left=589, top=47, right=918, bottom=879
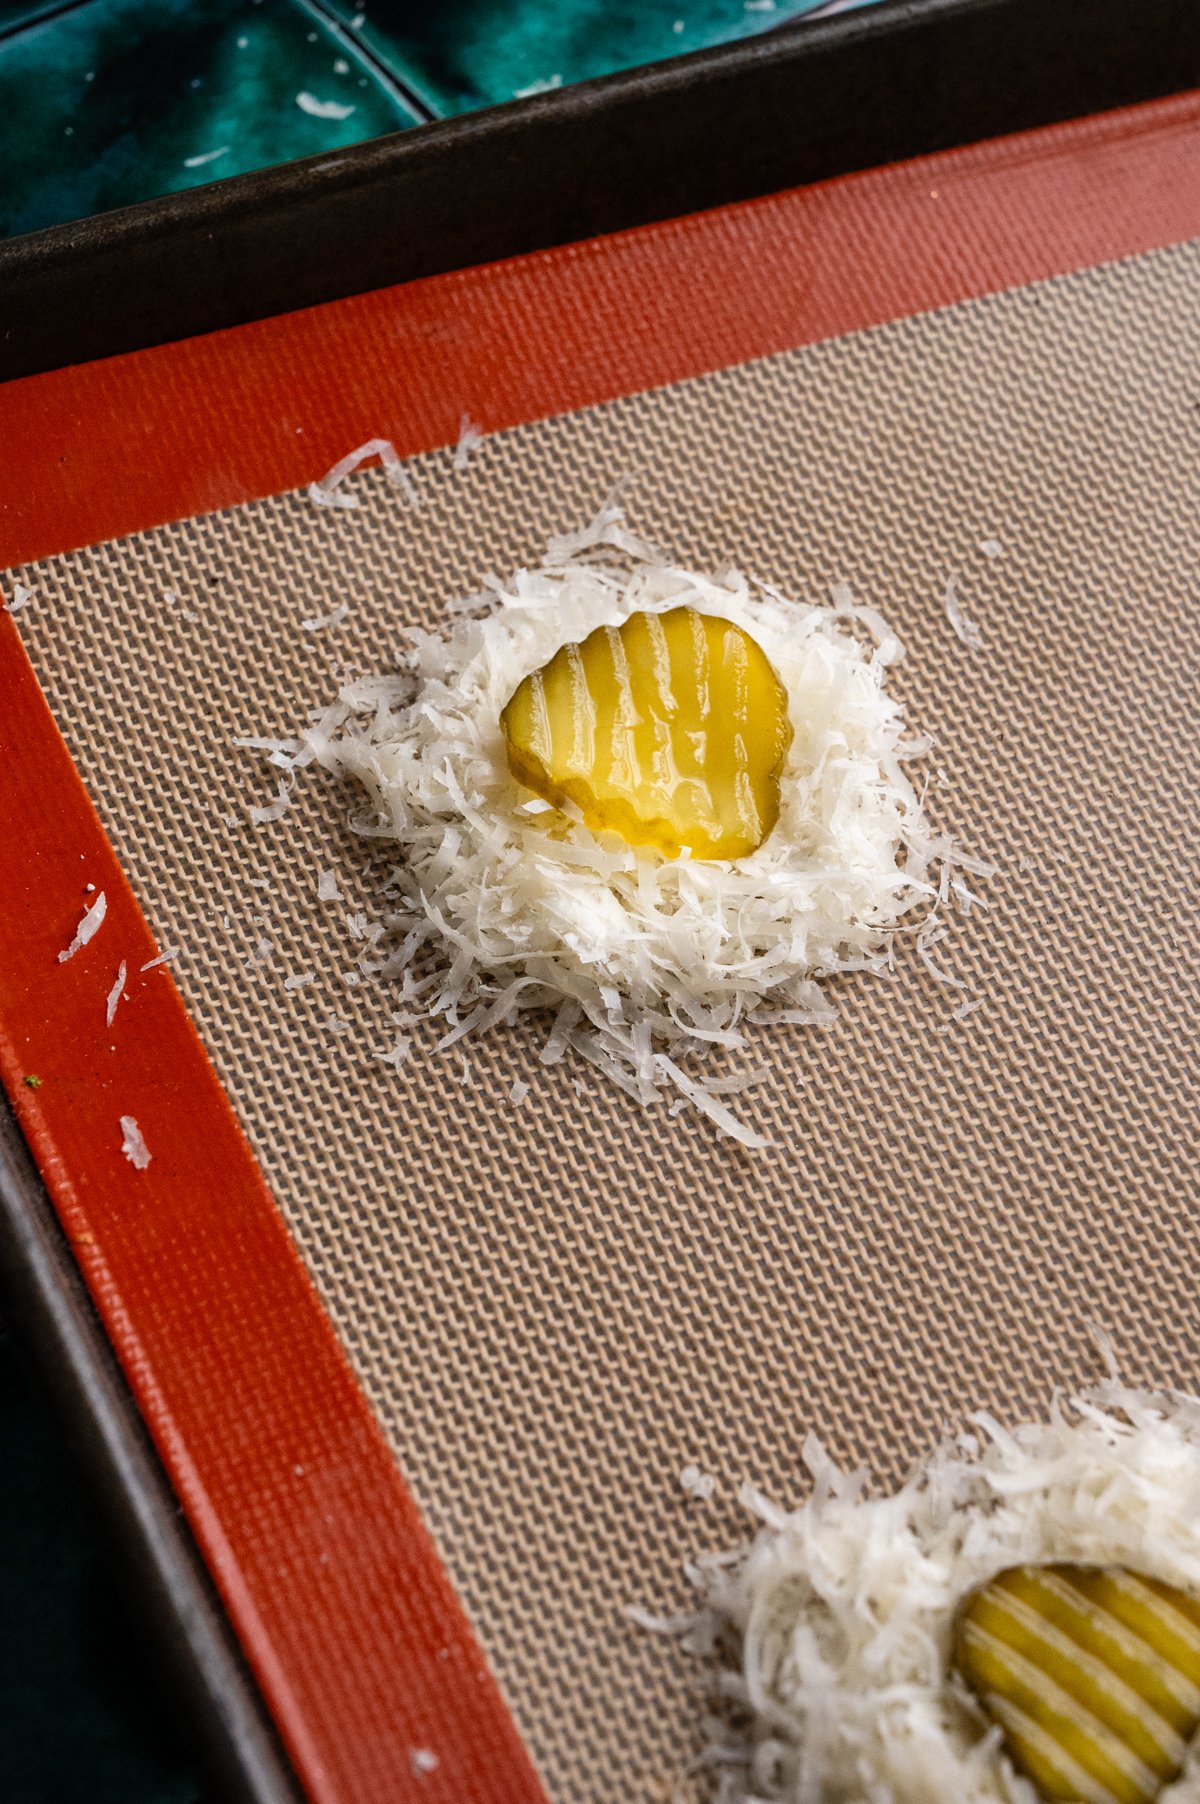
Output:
left=500, top=606, right=793, bottom=860
left=955, top=1564, right=1200, bottom=1803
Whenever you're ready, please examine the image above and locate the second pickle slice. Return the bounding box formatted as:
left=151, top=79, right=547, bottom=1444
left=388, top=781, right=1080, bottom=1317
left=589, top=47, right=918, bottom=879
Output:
left=954, top=1563, right=1200, bottom=1804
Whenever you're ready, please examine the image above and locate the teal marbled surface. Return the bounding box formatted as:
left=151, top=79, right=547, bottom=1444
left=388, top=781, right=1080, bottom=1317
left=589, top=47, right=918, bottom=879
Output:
left=0, top=0, right=872, bottom=237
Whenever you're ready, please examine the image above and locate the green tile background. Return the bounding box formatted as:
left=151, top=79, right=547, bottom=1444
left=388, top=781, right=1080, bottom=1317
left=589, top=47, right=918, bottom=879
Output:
left=0, top=0, right=872, bottom=238
left=0, top=0, right=418, bottom=239
left=321, top=0, right=846, bottom=115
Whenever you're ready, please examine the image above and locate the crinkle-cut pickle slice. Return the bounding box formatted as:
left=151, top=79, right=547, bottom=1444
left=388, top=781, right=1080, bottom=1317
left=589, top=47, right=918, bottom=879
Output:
left=500, top=606, right=793, bottom=860
left=954, top=1563, right=1200, bottom=1804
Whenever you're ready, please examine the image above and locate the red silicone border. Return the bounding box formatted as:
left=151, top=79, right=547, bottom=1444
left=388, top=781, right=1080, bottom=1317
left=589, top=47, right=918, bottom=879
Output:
left=0, top=618, right=548, bottom=1803
left=2, top=89, right=1199, bottom=568
left=0, top=87, right=1199, bottom=1804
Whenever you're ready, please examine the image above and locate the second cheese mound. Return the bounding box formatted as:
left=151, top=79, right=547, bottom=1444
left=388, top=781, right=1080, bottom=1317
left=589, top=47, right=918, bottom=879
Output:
left=500, top=606, right=793, bottom=860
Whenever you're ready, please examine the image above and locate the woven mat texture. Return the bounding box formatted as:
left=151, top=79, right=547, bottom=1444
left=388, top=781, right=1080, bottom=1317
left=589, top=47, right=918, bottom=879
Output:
left=13, top=238, right=1200, bottom=1801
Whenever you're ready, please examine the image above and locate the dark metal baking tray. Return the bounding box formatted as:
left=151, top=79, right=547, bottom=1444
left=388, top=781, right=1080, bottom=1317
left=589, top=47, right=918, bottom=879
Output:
left=0, top=1, right=1197, bottom=1796
left=0, top=0, right=1197, bottom=381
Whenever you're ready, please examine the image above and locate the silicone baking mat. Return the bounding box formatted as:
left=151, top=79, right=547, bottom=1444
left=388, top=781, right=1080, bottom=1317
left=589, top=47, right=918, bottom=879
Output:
left=3, top=88, right=1200, bottom=1804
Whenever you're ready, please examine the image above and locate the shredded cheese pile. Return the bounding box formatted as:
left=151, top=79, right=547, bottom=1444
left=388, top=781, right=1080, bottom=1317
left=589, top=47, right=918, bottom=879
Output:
left=637, top=1363, right=1200, bottom=1802
left=299, top=501, right=984, bottom=1143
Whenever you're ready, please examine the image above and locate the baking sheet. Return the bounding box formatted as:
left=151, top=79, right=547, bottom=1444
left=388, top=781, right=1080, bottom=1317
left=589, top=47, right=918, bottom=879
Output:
left=12, top=236, right=1200, bottom=1800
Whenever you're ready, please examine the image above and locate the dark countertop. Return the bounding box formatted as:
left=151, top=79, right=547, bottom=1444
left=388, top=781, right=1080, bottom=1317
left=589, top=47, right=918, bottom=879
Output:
left=0, top=1321, right=205, bottom=1804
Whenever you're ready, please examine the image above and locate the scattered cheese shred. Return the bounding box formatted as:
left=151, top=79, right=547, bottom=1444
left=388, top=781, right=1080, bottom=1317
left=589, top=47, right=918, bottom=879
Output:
left=119, top=1116, right=151, bottom=1170
left=301, top=604, right=351, bottom=632
left=680, top=1463, right=716, bottom=1501
left=233, top=734, right=307, bottom=770
left=183, top=145, right=229, bottom=168
left=316, top=869, right=341, bottom=901
left=5, top=582, right=35, bottom=612
left=140, top=948, right=179, bottom=972
left=916, top=915, right=966, bottom=989
left=944, top=572, right=986, bottom=650
left=247, top=779, right=291, bottom=826
left=292, top=501, right=985, bottom=1143
left=642, top=1363, right=1200, bottom=1802
left=307, top=437, right=419, bottom=510
left=513, top=73, right=562, bottom=97
left=454, top=413, right=483, bottom=471
left=296, top=91, right=355, bottom=120
left=58, top=891, right=107, bottom=962
left=106, top=960, right=127, bottom=1026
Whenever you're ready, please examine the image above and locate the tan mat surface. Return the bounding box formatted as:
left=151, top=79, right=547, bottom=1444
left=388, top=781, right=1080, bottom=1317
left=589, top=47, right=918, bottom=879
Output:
left=12, top=236, right=1200, bottom=1800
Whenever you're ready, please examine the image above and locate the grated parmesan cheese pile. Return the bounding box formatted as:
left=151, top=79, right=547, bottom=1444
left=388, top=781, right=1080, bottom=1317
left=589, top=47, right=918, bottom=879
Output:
left=297, top=500, right=987, bottom=1144
left=638, top=1359, right=1200, bottom=1803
